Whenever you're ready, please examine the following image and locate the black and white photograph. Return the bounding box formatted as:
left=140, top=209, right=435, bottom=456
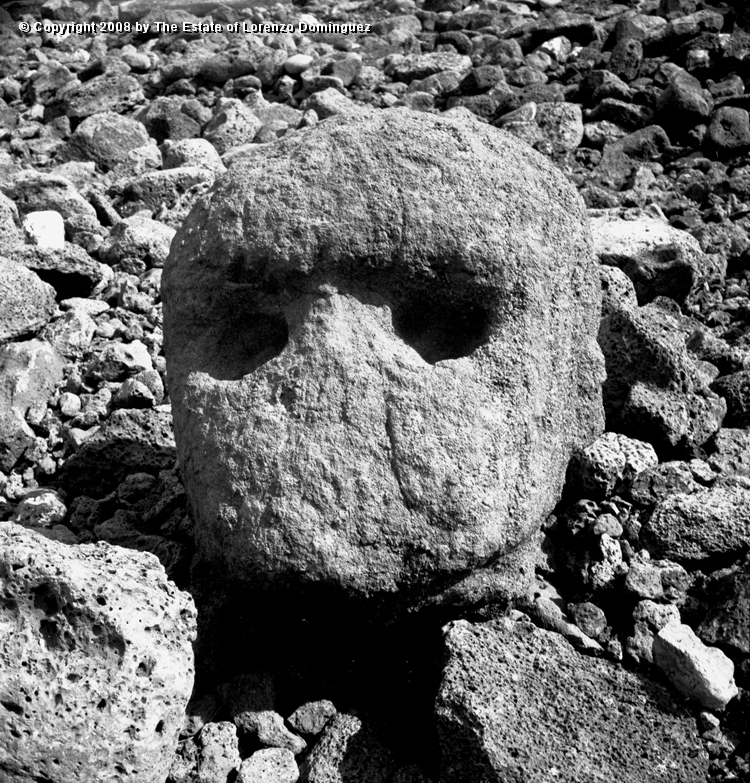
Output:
left=0, top=0, right=747, bottom=780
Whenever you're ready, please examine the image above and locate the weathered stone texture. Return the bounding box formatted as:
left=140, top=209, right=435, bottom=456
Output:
left=0, top=523, right=196, bottom=783
left=163, top=108, right=604, bottom=605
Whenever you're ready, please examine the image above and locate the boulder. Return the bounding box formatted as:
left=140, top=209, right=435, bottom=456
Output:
left=100, top=215, right=176, bottom=268
left=0, top=522, right=196, bottom=782
left=298, top=714, right=395, bottom=783
left=0, top=340, right=64, bottom=472
left=436, top=618, right=709, bottom=782
left=643, top=484, right=750, bottom=562
left=590, top=211, right=709, bottom=304
left=653, top=622, right=738, bottom=710
left=570, top=431, right=657, bottom=499
left=0, top=258, right=57, bottom=341
left=61, top=408, right=176, bottom=497
left=64, top=111, right=152, bottom=171
left=1, top=171, right=100, bottom=237
left=163, top=108, right=604, bottom=606
left=598, top=295, right=725, bottom=455
left=203, top=98, right=263, bottom=155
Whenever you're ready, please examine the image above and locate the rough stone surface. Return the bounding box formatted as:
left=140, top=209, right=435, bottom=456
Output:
left=238, top=748, right=299, bottom=783
left=591, top=212, right=708, bottom=304
left=436, top=618, right=709, bottom=783
left=643, top=485, right=750, bottom=562
left=712, top=370, right=750, bottom=428
left=298, top=713, right=395, bottom=783
left=0, top=522, right=196, bottom=783
left=100, top=215, right=176, bottom=269
left=697, top=556, right=750, bottom=655
left=287, top=700, right=337, bottom=738
left=64, top=111, right=151, bottom=171
left=61, top=408, right=176, bottom=497
left=653, top=622, right=738, bottom=710
left=571, top=431, right=658, bottom=499
left=0, top=340, right=64, bottom=472
left=0, top=258, right=57, bottom=341
left=598, top=297, right=726, bottom=455
left=163, top=107, right=604, bottom=606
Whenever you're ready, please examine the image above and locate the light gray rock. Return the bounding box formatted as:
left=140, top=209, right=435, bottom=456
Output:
left=436, top=618, right=709, bottom=783
left=298, top=713, right=395, bottom=783
left=287, top=700, right=337, bottom=738
left=0, top=522, right=196, bottom=783
left=203, top=98, right=263, bottom=155
left=624, top=552, right=690, bottom=602
left=0, top=340, right=64, bottom=472
left=591, top=211, right=708, bottom=305
left=161, top=138, right=226, bottom=174
left=535, top=101, right=584, bottom=151
left=599, top=296, right=725, bottom=455
left=242, top=711, right=306, bottom=755
left=100, top=215, right=176, bottom=269
left=86, top=339, right=153, bottom=382
left=653, top=622, right=738, bottom=710
left=163, top=108, right=604, bottom=607
left=41, top=308, right=97, bottom=359
left=9, top=488, right=66, bottom=528
left=1, top=171, right=100, bottom=237
left=299, top=88, right=367, bottom=120
left=64, top=110, right=151, bottom=171
left=0, top=258, right=57, bottom=341
left=196, top=721, right=241, bottom=783
left=22, top=210, right=65, bottom=248
left=571, top=430, right=657, bottom=499
left=238, top=748, right=299, bottom=783
left=643, top=485, right=750, bottom=562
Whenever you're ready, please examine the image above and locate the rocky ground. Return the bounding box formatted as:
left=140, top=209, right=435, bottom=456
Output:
left=0, top=0, right=749, bottom=780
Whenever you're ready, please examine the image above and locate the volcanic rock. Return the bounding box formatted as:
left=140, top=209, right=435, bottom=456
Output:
left=0, top=522, right=196, bottom=783
left=436, top=618, right=709, bottom=782
left=163, top=107, right=604, bottom=606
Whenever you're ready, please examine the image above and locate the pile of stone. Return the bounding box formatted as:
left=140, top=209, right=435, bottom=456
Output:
left=0, top=0, right=748, bottom=780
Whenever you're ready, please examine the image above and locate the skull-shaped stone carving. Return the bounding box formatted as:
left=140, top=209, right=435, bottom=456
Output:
left=163, top=108, right=604, bottom=607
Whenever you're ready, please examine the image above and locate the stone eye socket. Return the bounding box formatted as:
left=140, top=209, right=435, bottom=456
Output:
left=391, top=296, right=492, bottom=365
left=210, top=311, right=289, bottom=382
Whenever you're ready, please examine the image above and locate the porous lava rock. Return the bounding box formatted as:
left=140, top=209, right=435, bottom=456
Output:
left=436, top=617, right=709, bottom=783
left=0, top=522, right=196, bottom=783
left=163, top=107, right=604, bottom=607
left=0, top=258, right=57, bottom=341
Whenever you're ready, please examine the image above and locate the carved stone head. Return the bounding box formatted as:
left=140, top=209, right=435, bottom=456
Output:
left=163, top=108, right=604, bottom=606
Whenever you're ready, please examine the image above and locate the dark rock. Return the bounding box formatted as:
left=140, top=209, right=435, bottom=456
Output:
left=608, top=38, right=643, bottom=83
left=706, top=106, right=750, bottom=159
left=1, top=170, right=100, bottom=237
left=12, top=244, right=107, bottom=299
left=61, top=407, right=176, bottom=497
left=599, top=297, right=725, bottom=455
left=712, top=370, right=750, bottom=427
left=436, top=618, right=708, bottom=783
left=698, top=556, right=750, bottom=655
left=135, top=96, right=202, bottom=143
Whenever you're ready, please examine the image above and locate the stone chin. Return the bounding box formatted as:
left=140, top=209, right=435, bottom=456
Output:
left=163, top=108, right=605, bottom=606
